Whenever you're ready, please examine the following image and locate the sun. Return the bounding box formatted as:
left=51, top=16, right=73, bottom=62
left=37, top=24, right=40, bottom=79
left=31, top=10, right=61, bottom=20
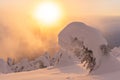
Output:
left=34, top=2, right=62, bottom=25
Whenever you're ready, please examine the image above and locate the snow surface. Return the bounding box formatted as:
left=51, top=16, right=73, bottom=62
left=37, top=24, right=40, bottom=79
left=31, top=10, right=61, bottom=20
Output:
left=0, top=63, right=120, bottom=80
left=92, top=55, right=120, bottom=74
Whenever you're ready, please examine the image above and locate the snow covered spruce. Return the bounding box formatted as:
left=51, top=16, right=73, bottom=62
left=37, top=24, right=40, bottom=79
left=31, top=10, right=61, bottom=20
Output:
left=58, top=22, right=120, bottom=73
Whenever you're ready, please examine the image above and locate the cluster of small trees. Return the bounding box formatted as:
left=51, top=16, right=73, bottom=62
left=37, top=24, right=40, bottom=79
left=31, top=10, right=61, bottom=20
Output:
left=6, top=53, right=51, bottom=73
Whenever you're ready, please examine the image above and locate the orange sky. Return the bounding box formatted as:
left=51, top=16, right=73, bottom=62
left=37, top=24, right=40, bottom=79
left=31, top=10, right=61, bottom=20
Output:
left=0, top=0, right=120, bottom=60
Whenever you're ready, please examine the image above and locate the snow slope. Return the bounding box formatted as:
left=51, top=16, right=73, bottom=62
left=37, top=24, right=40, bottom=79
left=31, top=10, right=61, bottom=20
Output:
left=92, top=55, right=120, bottom=74
left=0, top=63, right=120, bottom=80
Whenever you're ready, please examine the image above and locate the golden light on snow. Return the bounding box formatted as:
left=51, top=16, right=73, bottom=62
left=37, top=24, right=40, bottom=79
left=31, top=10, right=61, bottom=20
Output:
left=33, top=2, right=62, bottom=25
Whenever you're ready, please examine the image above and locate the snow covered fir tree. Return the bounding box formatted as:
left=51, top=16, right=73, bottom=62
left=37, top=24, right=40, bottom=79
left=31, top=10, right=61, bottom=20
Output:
left=58, top=22, right=120, bottom=74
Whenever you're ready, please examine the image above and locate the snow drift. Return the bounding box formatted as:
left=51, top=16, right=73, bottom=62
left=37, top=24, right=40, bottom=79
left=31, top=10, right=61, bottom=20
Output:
left=0, top=59, right=11, bottom=73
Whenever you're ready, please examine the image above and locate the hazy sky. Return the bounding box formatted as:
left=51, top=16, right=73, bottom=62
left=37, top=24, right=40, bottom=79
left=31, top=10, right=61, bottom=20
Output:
left=63, top=0, right=120, bottom=16
left=0, top=0, right=120, bottom=60
left=0, top=0, right=120, bottom=16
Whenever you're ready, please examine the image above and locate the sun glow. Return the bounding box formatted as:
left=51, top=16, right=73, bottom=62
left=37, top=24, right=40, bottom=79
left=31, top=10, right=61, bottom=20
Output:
left=34, top=2, right=62, bottom=25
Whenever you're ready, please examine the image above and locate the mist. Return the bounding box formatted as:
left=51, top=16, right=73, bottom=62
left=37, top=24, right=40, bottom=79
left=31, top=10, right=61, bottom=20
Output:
left=1, top=12, right=120, bottom=61
left=99, top=17, right=120, bottom=48
left=82, top=16, right=120, bottom=48
left=0, top=1, right=59, bottom=60
left=1, top=0, right=120, bottom=61
left=0, top=22, right=59, bottom=61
